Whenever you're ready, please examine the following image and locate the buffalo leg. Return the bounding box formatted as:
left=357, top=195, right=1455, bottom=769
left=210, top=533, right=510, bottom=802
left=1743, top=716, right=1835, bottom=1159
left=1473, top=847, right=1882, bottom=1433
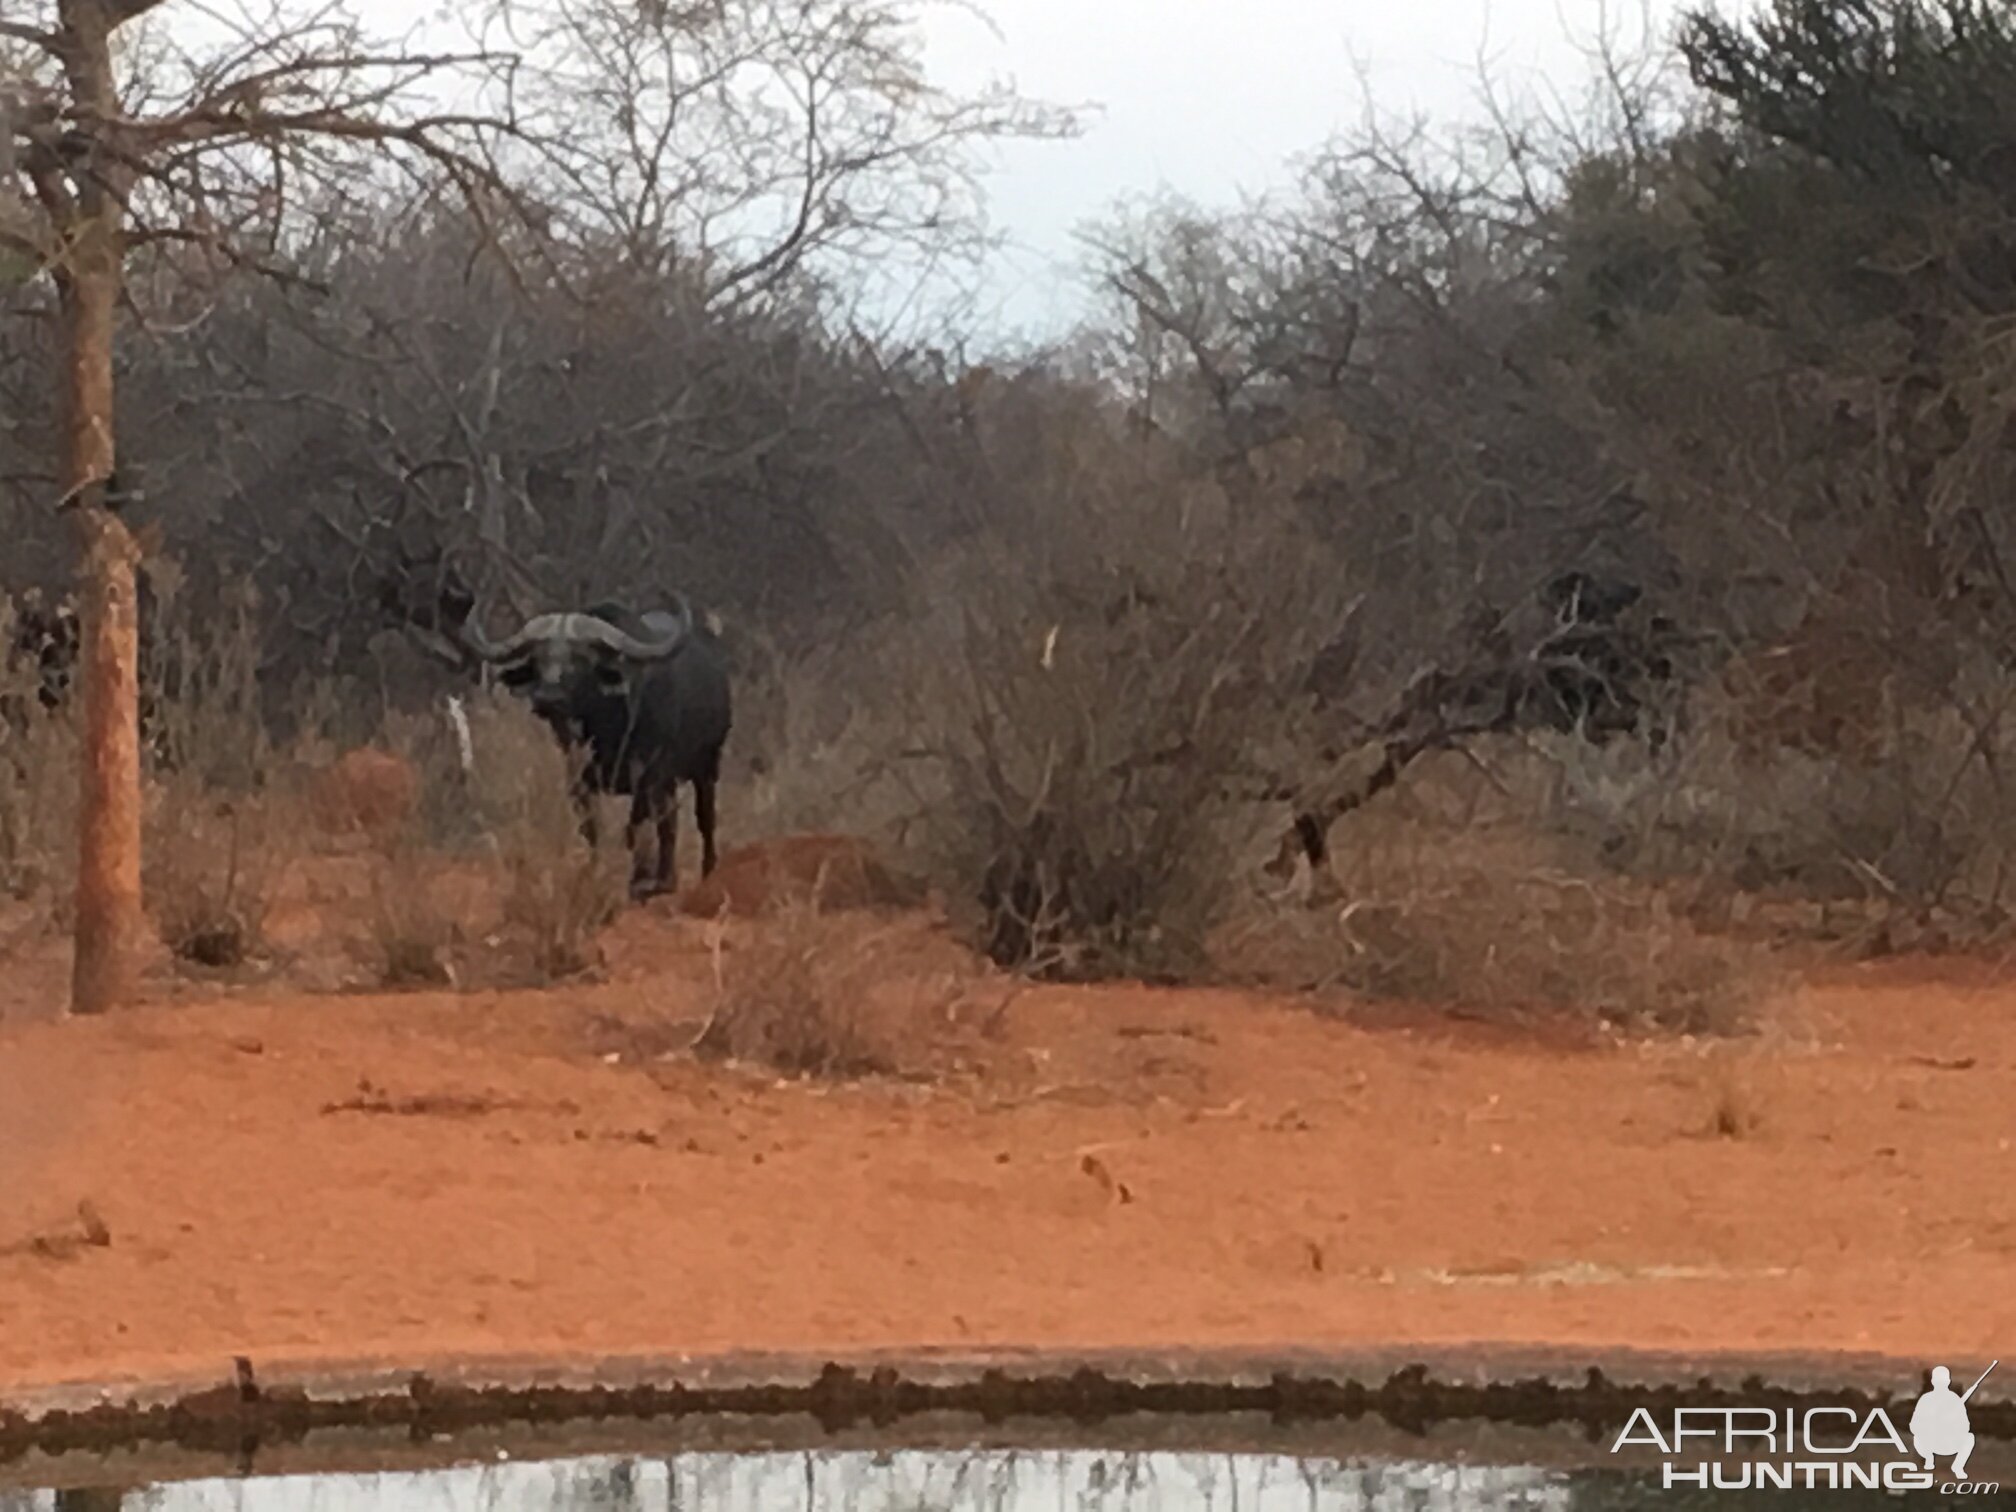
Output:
left=626, top=789, right=675, bottom=899
left=655, top=792, right=679, bottom=895
left=694, top=752, right=721, bottom=876
left=1292, top=812, right=1328, bottom=869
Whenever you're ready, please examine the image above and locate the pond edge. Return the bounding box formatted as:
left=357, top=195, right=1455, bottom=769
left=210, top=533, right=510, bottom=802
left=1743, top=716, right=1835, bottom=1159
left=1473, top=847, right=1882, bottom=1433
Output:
left=3, top=1342, right=2009, bottom=1465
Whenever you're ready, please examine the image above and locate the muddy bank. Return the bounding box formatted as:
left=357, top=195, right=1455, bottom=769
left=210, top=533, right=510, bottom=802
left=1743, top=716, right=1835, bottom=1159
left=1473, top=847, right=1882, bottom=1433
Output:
left=6, top=1346, right=2014, bottom=1483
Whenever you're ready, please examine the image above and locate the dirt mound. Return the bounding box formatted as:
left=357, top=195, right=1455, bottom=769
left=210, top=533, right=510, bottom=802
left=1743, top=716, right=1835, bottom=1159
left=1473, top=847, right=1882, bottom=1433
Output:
left=675, top=834, right=923, bottom=919
left=307, top=747, right=419, bottom=842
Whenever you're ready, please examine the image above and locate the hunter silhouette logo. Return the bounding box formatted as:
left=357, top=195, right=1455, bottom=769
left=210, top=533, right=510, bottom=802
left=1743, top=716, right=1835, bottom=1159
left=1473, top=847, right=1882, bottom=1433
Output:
left=1912, top=1361, right=1996, bottom=1480
left=1611, top=1357, right=2005, bottom=1491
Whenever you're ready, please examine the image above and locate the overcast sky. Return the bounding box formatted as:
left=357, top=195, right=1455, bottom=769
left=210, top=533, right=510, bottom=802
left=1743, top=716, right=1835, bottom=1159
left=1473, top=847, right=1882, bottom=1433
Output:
left=916, top=0, right=1689, bottom=338
left=331, top=0, right=1694, bottom=338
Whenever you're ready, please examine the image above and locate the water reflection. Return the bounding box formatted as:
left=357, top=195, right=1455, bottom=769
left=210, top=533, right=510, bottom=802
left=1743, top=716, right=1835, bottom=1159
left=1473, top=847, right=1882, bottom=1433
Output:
left=4, top=1448, right=2008, bottom=1512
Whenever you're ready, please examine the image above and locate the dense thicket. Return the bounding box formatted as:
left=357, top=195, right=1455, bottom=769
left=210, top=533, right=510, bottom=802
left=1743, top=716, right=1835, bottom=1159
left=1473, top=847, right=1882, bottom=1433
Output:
left=11, top=0, right=2016, bottom=983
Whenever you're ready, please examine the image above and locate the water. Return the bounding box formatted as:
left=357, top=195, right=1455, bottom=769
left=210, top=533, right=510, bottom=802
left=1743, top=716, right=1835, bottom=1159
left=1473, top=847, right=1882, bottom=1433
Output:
left=7, top=1445, right=2013, bottom=1512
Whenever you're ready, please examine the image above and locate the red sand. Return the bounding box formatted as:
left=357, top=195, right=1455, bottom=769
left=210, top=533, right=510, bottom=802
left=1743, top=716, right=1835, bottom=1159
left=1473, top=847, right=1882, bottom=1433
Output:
left=1, top=887, right=2012, bottom=1399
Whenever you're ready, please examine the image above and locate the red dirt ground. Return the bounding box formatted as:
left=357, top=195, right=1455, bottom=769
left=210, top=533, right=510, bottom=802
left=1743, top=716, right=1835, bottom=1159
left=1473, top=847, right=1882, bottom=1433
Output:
left=1, top=850, right=2013, bottom=1399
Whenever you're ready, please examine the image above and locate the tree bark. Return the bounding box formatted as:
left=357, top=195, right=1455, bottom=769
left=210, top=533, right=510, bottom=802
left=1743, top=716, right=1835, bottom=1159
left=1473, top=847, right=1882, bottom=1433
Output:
left=58, top=0, right=145, bottom=1015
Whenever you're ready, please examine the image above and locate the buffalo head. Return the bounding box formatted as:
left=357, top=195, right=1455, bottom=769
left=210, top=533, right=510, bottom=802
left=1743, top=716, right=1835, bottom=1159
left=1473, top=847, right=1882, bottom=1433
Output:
left=460, top=598, right=694, bottom=722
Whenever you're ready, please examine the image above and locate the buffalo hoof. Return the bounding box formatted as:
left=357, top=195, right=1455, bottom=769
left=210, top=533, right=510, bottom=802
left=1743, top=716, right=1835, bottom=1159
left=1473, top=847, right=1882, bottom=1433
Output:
left=630, top=878, right=673, bottom=903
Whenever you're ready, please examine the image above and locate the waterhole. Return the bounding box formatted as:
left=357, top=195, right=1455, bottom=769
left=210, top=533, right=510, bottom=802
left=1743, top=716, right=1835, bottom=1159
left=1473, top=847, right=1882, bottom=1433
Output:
left=7, top=1440, right=2006, bottom=1511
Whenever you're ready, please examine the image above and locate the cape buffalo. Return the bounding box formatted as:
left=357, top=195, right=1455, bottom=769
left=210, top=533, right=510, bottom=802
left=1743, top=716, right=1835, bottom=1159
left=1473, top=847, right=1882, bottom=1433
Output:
left=461, top=595, right=732, bottom=900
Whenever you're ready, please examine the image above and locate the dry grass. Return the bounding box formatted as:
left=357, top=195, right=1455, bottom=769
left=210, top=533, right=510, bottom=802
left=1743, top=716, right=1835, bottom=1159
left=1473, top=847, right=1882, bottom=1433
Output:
left=1339, top=878, right=1767, bottom=1036
left=1702, top=1059, right=1765, bottom=1139
left=693, top=891, right=997, bottom=1079
left=133, top=592, right=299, bottom=969
left=383, top=693, right=505, bottom=855
left=500, top=822, right=627, bottom=980
left=144, top=780, right=290, bottom=968
left=11, top=513, right=2011, bottom=1023
left=1502, top=668, right=2016, bottom=954
left=728, top=623, right=929, bottom=849
left=141, top=578, right=269, bottom=790
left=0, top=597, right=79, bottom=911
left=1199, top=673, right=2016, bottom=1035
left=306, top=746, right=420, bottom=845
left=360, top=848, right=463, bottom=987
left=0, top=708, right=77, bottom=912
left=1220, top=791, right=1777, bottom=1036
left=386, top=688, right=626, bottom=982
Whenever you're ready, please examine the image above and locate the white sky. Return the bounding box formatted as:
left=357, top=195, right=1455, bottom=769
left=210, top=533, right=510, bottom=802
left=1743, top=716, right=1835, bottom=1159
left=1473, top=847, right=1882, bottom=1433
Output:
left=323, top=0, right=1690, bottom=338
left=917, top=0, right=1688, bottom=338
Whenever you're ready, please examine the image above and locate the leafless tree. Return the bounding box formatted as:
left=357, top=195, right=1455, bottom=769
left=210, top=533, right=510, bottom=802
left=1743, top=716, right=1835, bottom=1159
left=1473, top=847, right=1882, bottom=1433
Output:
left=3, top=0, right=534, bottom=1013
left=497, top=0, right=1080, bottom=307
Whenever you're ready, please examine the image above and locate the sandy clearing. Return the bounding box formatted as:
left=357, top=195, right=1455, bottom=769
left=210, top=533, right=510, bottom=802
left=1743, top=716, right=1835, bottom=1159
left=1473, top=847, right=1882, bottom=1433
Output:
left=1, top=915, right=2010, bottom=1399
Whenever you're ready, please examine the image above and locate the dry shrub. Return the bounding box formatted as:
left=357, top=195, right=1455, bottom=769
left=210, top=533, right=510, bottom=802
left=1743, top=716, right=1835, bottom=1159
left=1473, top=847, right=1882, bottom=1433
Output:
left=694, top=892, right=987, bottom=1079
left=1523, top=655, right=2016, bottom=951
left=145, top=783, right=289, bottom=967
left=909, top=391, right=1348, bottom=981
left=360, top=846, right=463, bottom=987
left=0, top=597, right=78, bottom=910
left=1335, top=877, right=1766, bottom=1035
left=138, top=585, right=296, bottom=967
left=500, top=817, right=627, bottom=980
left=0, top=718, right=76, bottom=906
left=380, top=688, right=627, bottom=980
left=728, top=623, right=927, bottom=847
left=141, top=575, right=269, bottom=790
left=382, top=687, right=519, bottom=855
left=307, top=745, right=420, bottom=845
left=453, top=689, right=626, bottom=978
left=1222, top=789, right=1776, bottom=1036
left=1701, top=1055, right=1765, bottom=1139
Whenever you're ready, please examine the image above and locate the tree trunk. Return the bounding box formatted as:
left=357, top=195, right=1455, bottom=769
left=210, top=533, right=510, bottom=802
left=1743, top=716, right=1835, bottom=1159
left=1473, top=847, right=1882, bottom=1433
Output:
left=63, top=223, right=143, bottom=1015
left=59, top=0, right=144, bottom=1016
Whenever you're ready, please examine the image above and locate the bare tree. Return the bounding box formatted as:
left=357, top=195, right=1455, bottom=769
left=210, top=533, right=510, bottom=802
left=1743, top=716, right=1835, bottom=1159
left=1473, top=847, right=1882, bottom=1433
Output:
left=2, top=0, right=531, bottom=1012
left=501, top=0, right=1080, bottom=308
